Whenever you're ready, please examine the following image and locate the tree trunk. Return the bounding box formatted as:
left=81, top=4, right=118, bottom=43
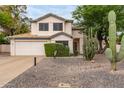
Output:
left=111, top=62, right=117, bottom=71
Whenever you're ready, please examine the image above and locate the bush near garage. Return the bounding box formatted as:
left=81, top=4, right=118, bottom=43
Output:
left=44, top=43, right=70, bottom=57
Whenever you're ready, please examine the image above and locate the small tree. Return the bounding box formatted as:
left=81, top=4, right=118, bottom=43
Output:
left=0, top=5, right=30, bottom=36
left=72, top=5, right=124, bottom=54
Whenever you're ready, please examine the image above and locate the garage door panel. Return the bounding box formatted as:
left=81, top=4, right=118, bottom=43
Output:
left=15, top=41, right=46, bottom=56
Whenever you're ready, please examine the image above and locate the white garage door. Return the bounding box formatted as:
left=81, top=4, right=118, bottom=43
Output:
left=15, top=41, right=46, bottom=56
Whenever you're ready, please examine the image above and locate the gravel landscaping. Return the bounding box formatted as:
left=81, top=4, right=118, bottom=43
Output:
left=3, top=54, right=124, bottom=88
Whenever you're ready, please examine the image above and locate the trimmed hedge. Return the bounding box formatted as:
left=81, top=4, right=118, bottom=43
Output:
left=44, top=43, right=69, bottom=57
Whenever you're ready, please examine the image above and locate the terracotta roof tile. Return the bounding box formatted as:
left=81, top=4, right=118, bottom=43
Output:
left=9, top=33, right=51, bottom=39
left=9, top=32, right=73, bottom=39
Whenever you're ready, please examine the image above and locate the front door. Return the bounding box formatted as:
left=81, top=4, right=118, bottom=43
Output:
left=73, top=38, right=80, bottom=55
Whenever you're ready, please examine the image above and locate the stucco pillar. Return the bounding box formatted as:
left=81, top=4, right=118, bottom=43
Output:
left=69, top=39, right=73, bottom=54
left=10, top=39, right=15, bottom=56
left=80, top=37, right=83, bottom=54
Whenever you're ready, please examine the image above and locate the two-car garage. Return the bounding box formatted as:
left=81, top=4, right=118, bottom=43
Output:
left=11, top=40, right=48, bottom=56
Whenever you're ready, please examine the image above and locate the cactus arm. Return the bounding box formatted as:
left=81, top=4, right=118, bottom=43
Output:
left=108, top=11, right=117, bottom=63
left=117, top=36, right=124, bottom=61
left=105, top=48, right=113, bottom=62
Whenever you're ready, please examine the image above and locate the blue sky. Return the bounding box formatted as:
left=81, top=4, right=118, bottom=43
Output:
left=27, top=5, right=77, bottom=20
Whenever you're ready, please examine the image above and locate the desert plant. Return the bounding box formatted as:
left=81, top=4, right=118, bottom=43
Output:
left=83, top=28, right=98, bottom=60
left=105, top=10, right=124, bottom=71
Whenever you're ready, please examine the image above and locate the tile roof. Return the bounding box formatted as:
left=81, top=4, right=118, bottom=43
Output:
left=9, top=33, right=51, bottom=39
left=9, top=32, right=73, bottom=39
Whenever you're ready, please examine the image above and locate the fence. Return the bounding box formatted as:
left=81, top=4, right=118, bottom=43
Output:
left=0, top=44, right=10, bottom=53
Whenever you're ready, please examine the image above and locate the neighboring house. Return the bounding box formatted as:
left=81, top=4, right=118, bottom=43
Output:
left=10, top=13, right=83, bottom=56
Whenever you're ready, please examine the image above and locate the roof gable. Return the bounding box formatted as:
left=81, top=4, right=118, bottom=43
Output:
left=50, top=32, right=72, bottom=39
left=31, top=13, right=73, bottom=23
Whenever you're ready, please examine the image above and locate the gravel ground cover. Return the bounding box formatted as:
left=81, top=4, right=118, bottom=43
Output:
left=3, top=54, right=124, bottom=88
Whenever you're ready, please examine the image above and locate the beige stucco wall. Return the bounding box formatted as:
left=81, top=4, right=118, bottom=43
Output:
left=79, top=38, right=83, bottom=54
left=65, top=22, right=72, bottom=35
left=10, top=39, right=15, bottom=56
left=51, top=34, right=73, bottom=54
left=31, top=16, right=72, bottom=36
left=0, top=44, right=10, bottom=53
left=72, top=30, right=83, bottom=38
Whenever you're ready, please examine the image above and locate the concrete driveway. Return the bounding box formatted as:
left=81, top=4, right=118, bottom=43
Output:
left=0, top=53, right=43, bottom=87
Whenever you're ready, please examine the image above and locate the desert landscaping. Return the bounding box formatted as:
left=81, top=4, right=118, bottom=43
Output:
left=3, top=54, right=124, bottom=88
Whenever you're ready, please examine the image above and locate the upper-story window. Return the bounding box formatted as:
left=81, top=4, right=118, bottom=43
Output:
left=53, top=23, right=63, bottom=31
left=39, top=23, right=49, bottom=31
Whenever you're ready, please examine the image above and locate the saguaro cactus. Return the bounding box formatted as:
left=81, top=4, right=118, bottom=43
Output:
left=105, top=10, right=124, bottom=71
left=83, top=28, right=98, bottom=60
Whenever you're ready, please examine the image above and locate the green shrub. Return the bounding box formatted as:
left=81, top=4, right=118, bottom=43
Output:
left=0, top=32, right=10, bottom=44
left=44, top=43, right=69, bottom=57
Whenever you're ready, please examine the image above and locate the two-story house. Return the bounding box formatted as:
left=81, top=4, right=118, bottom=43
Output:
left=10, top=13, right=83, bottom=56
